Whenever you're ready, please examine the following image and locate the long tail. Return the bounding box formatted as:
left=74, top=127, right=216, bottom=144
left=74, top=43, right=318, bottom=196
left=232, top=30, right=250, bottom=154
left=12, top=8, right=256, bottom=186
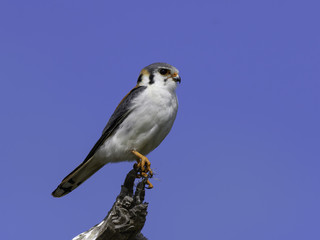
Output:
left=52, top=157, right=104, bottom=197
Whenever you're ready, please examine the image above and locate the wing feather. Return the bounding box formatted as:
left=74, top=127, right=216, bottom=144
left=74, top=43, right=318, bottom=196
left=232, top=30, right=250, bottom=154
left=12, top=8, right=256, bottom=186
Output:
left=62, top=85, right=147, bottom=182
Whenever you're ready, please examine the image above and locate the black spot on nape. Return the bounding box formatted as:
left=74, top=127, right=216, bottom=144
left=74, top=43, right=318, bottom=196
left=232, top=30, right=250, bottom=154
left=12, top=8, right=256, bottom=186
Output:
left=137, top=74, right=143, bottom=83
left=149, top=74, right=155, bottom=84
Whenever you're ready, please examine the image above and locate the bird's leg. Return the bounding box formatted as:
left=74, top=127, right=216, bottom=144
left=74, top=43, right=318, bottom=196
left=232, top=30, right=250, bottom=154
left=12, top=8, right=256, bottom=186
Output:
left=131, top=150, right=153, bottom=175
left=131, top=150, right=153, bottom=189
left=145, top=179, right=153, bottom=189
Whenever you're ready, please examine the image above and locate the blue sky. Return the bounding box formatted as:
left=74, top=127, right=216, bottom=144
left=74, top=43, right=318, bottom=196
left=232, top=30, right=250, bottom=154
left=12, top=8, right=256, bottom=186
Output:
left=1, top=1, right=319, bottom=239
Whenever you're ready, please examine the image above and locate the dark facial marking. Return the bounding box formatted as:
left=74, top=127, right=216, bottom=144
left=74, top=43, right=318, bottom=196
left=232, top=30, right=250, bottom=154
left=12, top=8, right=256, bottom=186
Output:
left=137, top=74, right=143, bottom=83
left=149, top=74, right=155, bottom=85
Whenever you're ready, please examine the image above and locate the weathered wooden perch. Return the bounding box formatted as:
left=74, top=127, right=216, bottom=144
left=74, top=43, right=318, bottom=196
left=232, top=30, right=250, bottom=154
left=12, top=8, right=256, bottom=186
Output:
left=73, top=169, right=149, bottom=240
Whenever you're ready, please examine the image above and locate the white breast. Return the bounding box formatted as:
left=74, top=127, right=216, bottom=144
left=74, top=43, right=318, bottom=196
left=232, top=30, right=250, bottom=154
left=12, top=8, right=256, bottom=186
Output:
left=96, top=86, right=178, bottom=163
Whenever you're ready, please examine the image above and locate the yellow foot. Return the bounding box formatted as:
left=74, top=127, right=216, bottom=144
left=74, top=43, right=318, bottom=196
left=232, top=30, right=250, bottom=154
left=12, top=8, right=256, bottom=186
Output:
left=131, top=150, right=153, bottom=189
left=146, top=179, right=153, bottom=189
left=131, top=150, right=153, bottom=176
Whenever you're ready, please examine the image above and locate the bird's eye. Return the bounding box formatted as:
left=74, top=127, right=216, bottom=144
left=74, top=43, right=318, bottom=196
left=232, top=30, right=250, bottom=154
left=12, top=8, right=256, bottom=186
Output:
left=159, top=69, right=168, bottom=75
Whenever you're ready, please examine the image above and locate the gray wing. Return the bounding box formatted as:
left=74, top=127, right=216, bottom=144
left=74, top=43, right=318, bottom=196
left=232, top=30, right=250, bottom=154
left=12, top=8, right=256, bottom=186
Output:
left=85, top=85, right=146, bottom=161
left=52, top=86, right=147, bottom=196
left=60, top=86, right=147, bottom=183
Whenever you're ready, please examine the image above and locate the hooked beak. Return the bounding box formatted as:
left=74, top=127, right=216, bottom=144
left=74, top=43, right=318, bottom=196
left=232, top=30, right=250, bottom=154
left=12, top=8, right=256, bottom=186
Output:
left=172, top=73, right=181, bottom=83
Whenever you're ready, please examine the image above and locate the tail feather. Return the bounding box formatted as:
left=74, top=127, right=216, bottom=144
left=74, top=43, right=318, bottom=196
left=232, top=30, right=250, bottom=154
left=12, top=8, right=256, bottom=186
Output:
left=52, top=157, right=104, bottom=197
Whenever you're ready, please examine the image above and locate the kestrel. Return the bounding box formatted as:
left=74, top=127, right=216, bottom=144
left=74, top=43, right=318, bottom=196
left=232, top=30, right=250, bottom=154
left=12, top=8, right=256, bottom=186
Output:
left=52, top=63, right=181, bottom=197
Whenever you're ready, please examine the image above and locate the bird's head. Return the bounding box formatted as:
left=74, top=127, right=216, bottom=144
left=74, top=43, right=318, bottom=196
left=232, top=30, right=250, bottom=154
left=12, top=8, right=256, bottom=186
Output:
left=137, top=63, right=181, bottom=91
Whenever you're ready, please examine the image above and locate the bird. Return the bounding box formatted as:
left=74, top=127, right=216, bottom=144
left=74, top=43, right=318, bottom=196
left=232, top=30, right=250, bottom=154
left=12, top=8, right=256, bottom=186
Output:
left=52, top=62, right=181, bottom=197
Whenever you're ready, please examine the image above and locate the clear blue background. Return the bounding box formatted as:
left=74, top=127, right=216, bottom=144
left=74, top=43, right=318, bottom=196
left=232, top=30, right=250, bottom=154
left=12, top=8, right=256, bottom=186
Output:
left=1, top=1, right=319, bottom=239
